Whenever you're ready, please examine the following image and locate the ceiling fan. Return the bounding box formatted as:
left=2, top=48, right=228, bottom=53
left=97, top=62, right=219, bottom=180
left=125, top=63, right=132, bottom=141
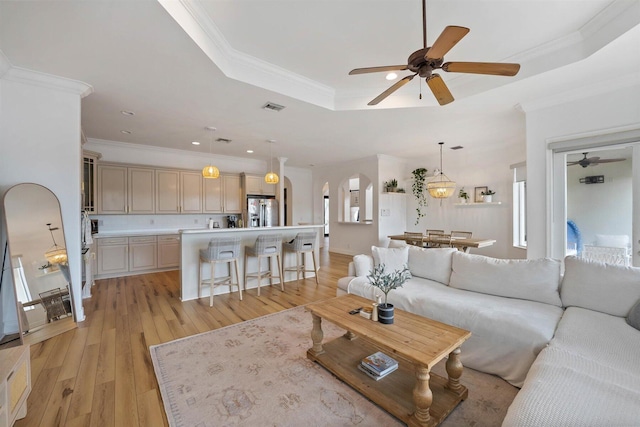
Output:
left=349, top=0, right=520, bottom=106
left=567, top=152, right=627, bottom=168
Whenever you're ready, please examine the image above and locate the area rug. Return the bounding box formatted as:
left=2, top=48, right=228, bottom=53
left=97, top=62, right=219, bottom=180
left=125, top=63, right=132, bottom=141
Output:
left=150, top=306, right=518, bottom=426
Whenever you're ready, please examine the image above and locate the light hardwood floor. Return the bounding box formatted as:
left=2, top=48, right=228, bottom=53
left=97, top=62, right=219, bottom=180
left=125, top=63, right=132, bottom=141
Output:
left=16, top=246, right=350, bottom=427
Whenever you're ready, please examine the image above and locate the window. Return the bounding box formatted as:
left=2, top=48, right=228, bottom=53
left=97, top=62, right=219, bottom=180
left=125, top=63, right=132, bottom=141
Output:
left=511, top=163, right=526, bottom=248
left=11, top=256, right=33, bottom=309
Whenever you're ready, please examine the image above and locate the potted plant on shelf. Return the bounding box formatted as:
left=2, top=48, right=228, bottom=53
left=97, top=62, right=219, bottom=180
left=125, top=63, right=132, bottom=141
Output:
left=367, top=264, right=411, bottom=324
left=39, top=261, right=54, bottom=274
left=458, top=188, right=469, bottom=204
left=481, top=189, right=496, bottom=203
left=384, top=179, right=398, bottom=193
left=411, top=168, right=428, bottom=225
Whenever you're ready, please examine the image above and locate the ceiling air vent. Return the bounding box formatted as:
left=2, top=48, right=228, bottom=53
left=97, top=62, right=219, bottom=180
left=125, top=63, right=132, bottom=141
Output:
left=216, top=138, right=232, bottom=144
left=450, top=145, right=464, bottom=150
left=262, top=102, right=286, bottom=112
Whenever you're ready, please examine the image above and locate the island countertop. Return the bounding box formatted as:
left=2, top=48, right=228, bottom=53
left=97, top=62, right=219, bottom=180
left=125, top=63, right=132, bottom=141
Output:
left=180, top=224, right=324, bottom=235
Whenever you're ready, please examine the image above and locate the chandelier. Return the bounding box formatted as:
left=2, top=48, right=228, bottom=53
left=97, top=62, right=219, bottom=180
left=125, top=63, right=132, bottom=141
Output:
left=264, top=140, right=279, bottom=184
left=426, top=142, right=456, bottom=198
left=45, top=223, right=68, bottom=264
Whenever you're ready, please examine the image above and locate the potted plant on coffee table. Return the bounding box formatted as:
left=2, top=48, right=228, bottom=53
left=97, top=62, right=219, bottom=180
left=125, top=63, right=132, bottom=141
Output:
left=367, top=264, right=411, bottom=324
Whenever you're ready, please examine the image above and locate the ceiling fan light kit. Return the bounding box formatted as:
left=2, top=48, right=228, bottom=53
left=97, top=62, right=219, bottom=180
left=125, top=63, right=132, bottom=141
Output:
left=350, top=0, right=520, bottom=106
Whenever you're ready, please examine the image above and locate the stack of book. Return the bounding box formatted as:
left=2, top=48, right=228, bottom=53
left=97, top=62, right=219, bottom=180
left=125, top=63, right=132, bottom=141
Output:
left=358, top=351, right=398, bottom=381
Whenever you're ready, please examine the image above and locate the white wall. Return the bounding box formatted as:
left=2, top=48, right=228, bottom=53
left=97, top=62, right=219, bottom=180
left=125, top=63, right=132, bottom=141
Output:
left=404, top=140, right=526, bottom=259
left=313, top=156, right=379, bottom=255
left=525, top=83, right=640, bottom=259
left=0, top=66, right=91, bottom=321
left=567, top=157, right=633, bottom=246
left=283, top=166, right=313, bottom=226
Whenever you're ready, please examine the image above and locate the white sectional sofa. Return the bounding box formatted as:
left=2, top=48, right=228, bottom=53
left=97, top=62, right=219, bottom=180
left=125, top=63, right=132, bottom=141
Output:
left=337, top=246, right=640, bottom=426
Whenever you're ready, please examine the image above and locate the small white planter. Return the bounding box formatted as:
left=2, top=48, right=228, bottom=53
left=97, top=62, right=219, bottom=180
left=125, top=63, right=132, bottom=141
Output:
left=482, top=195, right=493, bottom=203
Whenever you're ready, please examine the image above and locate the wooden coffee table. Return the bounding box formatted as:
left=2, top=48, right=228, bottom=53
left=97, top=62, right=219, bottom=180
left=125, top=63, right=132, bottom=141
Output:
left=306, top=294, right=471, bottom=427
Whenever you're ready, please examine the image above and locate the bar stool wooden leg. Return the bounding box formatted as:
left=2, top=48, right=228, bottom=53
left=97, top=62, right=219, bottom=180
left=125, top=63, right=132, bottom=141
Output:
left=312, top=251, right=319, bottom=286
left=244, top=252, right=248, bottom=292
left=276, top=254, right=284, bottom=291
left=302, top=252, right=306, bottom=280
left=209, top=261, right=215, bottom=307
left=198, top=259, right=202, bottom=299
left=234, top=259, right=242, bottom=300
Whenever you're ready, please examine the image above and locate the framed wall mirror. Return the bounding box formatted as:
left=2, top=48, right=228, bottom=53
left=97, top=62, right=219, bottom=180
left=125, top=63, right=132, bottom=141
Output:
left=2, top=183, right=76, bottom=345
left=0, top=216, right=25, bottom=350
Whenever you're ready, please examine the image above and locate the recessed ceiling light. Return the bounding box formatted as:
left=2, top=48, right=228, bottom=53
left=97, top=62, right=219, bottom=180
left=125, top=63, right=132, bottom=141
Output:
left=246, top=150, right=254, bottom=154
left=121, top=110, right=135, bottom=116
left=386, top=73, right=398, bottom=80
left=191, top=141, right=200, bottom=145
left=120, top=130, right=132, bottom=134
left=205, top=126, right=217, bottom=131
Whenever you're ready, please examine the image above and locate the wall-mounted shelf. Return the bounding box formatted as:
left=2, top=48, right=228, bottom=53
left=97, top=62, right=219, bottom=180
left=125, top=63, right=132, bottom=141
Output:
left=454, top=202, right=502, bottom=206
left=337, top=221, right=374, bottom=225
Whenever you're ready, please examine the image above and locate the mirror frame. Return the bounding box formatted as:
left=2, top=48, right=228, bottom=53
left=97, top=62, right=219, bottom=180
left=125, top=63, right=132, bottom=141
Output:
left=0, top=210, right=25, bottom=350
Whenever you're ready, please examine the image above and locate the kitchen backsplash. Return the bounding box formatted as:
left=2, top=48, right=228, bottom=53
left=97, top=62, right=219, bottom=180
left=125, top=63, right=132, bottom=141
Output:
left=90, top=214, right=231, bottom=232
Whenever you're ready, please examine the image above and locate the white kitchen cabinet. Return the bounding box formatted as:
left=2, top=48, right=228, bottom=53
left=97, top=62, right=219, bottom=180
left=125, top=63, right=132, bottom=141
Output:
left=180, top=171, right=202, bottom=213
left=128, top=168, right=155, bottom=214
left=96, top=237, right=129, bottom=276
left=98, top=165, right=128, bottom=214
left=0, top=345, right=30, bottom=427
left=203, top=176, right=223, bottom=213
left=157, top=235, right=180, bottom=269
left=155, top=169, right=180, bottom=213
left=129, top=236, right=157, bottom=271
left=223, top=174, right=242, bottom=213
left=242, top=173, right=276, bottom=196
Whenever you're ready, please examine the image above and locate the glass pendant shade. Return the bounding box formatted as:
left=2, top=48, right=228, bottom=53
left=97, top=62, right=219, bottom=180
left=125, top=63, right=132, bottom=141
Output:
left=202, top=165, right=220, bottom=179
left=427, top=142, right=456, bottom=199
left=265, top=171, right=279, bottom=184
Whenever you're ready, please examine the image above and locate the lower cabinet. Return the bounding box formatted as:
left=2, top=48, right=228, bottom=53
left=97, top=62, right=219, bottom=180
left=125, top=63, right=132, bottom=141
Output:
left=157, top=235, right=180, bottom=269
left=0, top=345, right=31, bottom=427
left=96, top=234, right=179, bottom=278
left=97, top=237, right=129, bottom=276
left=129, top=236, right=157, bottom=271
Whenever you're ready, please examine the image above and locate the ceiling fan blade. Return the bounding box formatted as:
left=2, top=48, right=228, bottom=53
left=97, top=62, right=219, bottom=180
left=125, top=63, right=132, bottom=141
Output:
left=567, top=162, right=581, bottom=166
left=349, top=65, right=408, bottom=75
left=425, top=26, right=470, bottom=60
left=442, top=62, right=521, bottom=76
left=367, top=74, right=417, bottom=105
left=426, top=74, right=454, bottom=105
left=591, top=158, right=626, bottom=164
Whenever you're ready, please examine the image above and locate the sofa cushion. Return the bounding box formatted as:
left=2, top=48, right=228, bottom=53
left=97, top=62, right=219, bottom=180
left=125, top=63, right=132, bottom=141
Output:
left=561, top=256, right=640, bottom=317
left=353, top=254, right=374, bottom=277
left=449, top=252, right=562, bottom=307
left=371, top=246, right=410, bottom=276
left=407, top=246, right=456, bottom=285
left=628, top=299, right=640, bottom=331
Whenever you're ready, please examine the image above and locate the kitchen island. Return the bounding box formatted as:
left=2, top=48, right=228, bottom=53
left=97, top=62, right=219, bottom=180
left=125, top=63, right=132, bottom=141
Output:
left=180, top=225, right=324, bottom=301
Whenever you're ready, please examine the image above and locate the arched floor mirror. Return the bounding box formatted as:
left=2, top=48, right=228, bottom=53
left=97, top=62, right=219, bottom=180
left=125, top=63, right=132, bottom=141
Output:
left=3, top=183, right=77, bottom=345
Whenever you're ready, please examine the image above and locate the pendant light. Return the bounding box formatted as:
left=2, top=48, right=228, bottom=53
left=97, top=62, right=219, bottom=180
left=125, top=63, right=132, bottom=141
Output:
left=264, top=140, right=279, bottom=184
left=202, top=126, right=220, bottom=179
left=45, top=223, right=68, bottom=264
left=427, top=142, right=456, bottom=198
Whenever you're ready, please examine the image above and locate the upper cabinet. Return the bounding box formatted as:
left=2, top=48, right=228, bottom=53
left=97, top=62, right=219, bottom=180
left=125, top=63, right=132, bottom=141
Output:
left=242, top=173, right=276, bottom=196
left=97, top=162, right=242, bottom=214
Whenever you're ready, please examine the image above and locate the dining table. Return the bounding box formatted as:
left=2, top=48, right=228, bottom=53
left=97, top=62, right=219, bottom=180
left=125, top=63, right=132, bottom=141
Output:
left=388, top=234, right=496, bottom=253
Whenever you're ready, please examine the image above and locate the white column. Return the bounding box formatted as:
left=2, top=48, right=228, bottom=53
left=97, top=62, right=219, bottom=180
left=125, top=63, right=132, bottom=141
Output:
left=278, top=157, right=287, bottom=226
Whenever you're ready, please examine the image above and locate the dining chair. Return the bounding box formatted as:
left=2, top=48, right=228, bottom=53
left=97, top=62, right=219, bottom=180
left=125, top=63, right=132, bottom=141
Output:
left=451, top=231, right=473, bottom=239
left=404, top=232, right=425, bottom=247
left=428, top=233, right=453, bottom=248
left=425, top=229, right=445, bottom=248
left=39, top=288, right=71, bottom=323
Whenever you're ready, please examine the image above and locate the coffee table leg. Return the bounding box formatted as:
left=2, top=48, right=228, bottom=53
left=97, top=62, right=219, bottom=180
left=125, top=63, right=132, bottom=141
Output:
left=445, top=347, right=465, bottom=396
left=343, top=330, right=357, bottom=341
left=412, top=365, right=432, bottom=426
left=309, top=313, right=324, bottom=356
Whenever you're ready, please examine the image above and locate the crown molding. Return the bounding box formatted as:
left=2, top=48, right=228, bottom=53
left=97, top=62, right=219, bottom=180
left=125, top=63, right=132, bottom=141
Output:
left=158, top=0, right=335, bottom=110
left=518, top=72, right=640, bottom=113
left=0, top=49, right=93, bottom=97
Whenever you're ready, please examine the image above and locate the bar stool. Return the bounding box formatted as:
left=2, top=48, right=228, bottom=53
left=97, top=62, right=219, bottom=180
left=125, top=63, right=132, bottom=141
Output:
left=282, top=232, right=319, bottom=286
left=199, top=236, right=243, bottom=306
left=244, top=234, right=283, bottom=296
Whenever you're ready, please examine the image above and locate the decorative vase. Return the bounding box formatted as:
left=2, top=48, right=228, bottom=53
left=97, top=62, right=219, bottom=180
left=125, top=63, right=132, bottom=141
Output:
left=459, top=198, right=467, bottom=204
left=483, top=195, right=493, bottom=203
left=378, top=303, right=394, bottom=324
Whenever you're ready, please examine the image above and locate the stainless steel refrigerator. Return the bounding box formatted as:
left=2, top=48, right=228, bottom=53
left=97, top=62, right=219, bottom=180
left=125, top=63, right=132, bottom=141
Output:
left=247, top=197, right=278, bottom=227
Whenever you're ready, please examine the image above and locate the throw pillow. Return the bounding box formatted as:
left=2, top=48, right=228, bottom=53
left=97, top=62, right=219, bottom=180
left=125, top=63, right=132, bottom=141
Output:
left=449, top=252, right=562, bottom=307
left=627, top=299, right=640, bottom=331
left=407, top=246, right=456, bottom=285
left=353, top=254, right=374, bottom=277
left=371, top=246, right=410, bottom=277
